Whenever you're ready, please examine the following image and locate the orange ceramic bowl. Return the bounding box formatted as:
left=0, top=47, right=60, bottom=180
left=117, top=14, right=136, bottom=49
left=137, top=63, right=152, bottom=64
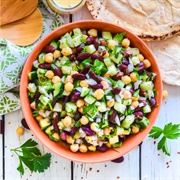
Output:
left=20, top=20, right=162, bottom=163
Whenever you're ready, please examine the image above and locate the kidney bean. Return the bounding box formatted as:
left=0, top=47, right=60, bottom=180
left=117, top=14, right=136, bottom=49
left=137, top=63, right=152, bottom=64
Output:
left=149, top=97, right=156, bottom=107
left=42, top=45, right=56, bottom=53
left=137, top=62, right=145, bottom=74
left=62, top=96, right=69, bottom=110
left=86, top=36, right=95, bottom=45
left=51, top=64, right=62, bottom=77
left=134, top=111, right=143, bottom=117
left=52, top=112, right=60, bottom=133
left=91, top=54, right=103, bottom=62
left=101, top=50, right=107, bottom=56
left=34, top=90, right=41, bottom=101
left=80, top=65, right=91, bottom=74
left=100, top=39, right=107, bottom=46
left=81, top=126, right=96, bottom=136
left=70, top=91, right=81, bottom=103
left=109, top=109, right=117, bottom=122
left=89, top=71, right=102, bottom=83
left=76, top=43, right=85, bottom=53
left=38, top=63, right=51, bottom=69
left=90, top=84, right=103, bottom=90
left=119, top=64, right=128, bottom=72
left=70, top=127, right=79, bottom=136
left=139, top=89, right=146, bottom=97
left=96, top=144, right=109, bottom=152
left=70, top=54, right=77, bottom=61
left=72, top=73, right=86, bottom=80
left=93, top=39, right=99, bottom=50
left=21, top=118, right=30, bottom=130
left=77, top=52, right=91, bottom=61
left=111, top=87, right=121, bottom=95
left=60, top=131, right=68, bottom=141
left=112, top=71, right=124, bottom=80
left=122, top=59, right=130, bottom=65
left=74, top=110, right=81, bottom=121
left=111, top=156, right=124, bottom=163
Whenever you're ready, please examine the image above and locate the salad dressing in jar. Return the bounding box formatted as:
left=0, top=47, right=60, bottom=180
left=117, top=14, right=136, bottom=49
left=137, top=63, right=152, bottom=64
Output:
left=47, top=0, right=86, bottom=14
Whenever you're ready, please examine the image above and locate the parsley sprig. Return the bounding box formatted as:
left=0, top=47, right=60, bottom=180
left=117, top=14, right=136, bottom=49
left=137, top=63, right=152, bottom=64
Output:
left=149, top=123, right=180, bottom=156
left=11, top=139, right=51, bottom=175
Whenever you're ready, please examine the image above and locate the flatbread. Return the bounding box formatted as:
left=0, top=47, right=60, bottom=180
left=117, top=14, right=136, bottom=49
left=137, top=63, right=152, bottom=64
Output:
left=146, top=35, right=180, bottom=86
left=86, top=0, right=180, bottom=41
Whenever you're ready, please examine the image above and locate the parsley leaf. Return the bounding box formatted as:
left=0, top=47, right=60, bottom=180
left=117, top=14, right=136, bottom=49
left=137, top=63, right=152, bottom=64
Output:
left=11, top=139, right=51, bottom=175
left=149, top=123, right=180, bottom=156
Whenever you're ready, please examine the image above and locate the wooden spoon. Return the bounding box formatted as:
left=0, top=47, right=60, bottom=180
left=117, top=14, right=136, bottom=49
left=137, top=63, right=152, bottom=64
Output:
left=0, top=8, right=43, bottom=46
left=0, top=0, right=38, bottom=26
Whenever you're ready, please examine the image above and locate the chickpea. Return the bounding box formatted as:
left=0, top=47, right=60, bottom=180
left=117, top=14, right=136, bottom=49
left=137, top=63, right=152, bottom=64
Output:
left=103, top=127, right=111, bottom=135
left=102, top=51, right=109, bottom=58
left=88, top=145, right=96, bottom=152
left=30, top=101, right=36, bottom=110
left=16, top=126, right=24, bottom=136
left=65, top=75, right=74, bottom=84
left=103, top=73, right=110, bottom=78
left=162, top=90, right=168, bottom=99
left=79, top=144, right=88, bottom=153
left=88, top=29, right=98, bottom=37
left=64, top=82, right=74, bottom=92
left=108, top=39, right=116, bottom=50
left=80, top=80, right=89, bottom=88
left=85, top=136, right=96, bottom=144
left=106, top=99, right=115, bottom=108
left=61, top=47, right=73, bottom=56
left=131, top=100, right=139, bottom=108
left=80, top=116, right=89, bottom=125
left=132, top=96, right=139, bottom=101
left=52, top=76, right=61, bottom=83
left=106, top=142, right=111, bottom=148
left=123, top=90, right=132, bottom=99
left=93, top=89, right=104, bottom=100
left=78, top=107, right=84, bottom=114
left=143, top=59, right=151, bottom=68
left=35, top=115, right=43, bottom=122
left=121, top=38, right=130, bottom=48
left=62, top=116, right=72, bottom=128
left=53, top=50, right=61, bottom=59
left=52, top=132, right=60, bottom=141
left=70, top=144, right=79, bottom=152
left=82, top=34, right=88, bottom=39
left=66, top=136, right=75, bottom=144
left=101, top=81, right=109, bottom=90
left=70, top=70, right=78, bottom=76
left=90, top=122, right=99, bottom=132
left=44, top=53, right=53, bottom=63
left=121, top=75, right=131, bottom=85
left=130, top=72, right=138, bottom=82
left=76, top=99, right=85, bottom=108
left=137, top=54, right=144, bottom=61
left=132, top=125, right=140, bottom=134
left=45, top=70, right=54, bottom=79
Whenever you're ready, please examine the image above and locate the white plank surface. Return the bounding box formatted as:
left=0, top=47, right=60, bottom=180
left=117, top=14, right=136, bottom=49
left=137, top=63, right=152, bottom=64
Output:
left=141, top=83, right=180, bottom=180
left=4, top=109, right=71, bottom=180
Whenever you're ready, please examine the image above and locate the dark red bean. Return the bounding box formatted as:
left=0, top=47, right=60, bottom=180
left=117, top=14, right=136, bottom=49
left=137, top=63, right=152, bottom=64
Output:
left=42, top=45, right=56, bottom=53
left=91, top=54, right=103, bottom=62
left=101, top=50, right=106, bottom=56
left=81, top=126, right=96, bottom=135
left=137, top=62, right=145, bottom=74
left=149, top=97, right=156, bottom=107
left=90, top=84, right=103, bottom=90
left=93, top=39, right=99, bottom=50
left=76, top=43, right=85, bottom=53
left=72, top=73, right=86, bottom=80
left=111, top=87, right=121, bottom=95
left=86, top=36, right=95, bottom=45
left=38, top=63, right=51, bottom=69
left=34, top=90, right=41, bottom=101
left=70, top=127, right=79, bottom=136
left=100, top=39, right=107, bottom=46
left=111, top=156, right=124, bottom=163
left=139, top=89, right=146, bottom=97
left=119, top=64, right=128, bottom=72
left=74, top=110, right=81, bottom=120
left=96, top=144, right=109, bottom=152
left=77, top=52, right=91, bottom=61
left=51, top=64, right=62, bottom=77
left=109, top=109, right=117, bottom=122
left=21, top=118, right=30, bottom=130
left=70, top=54, right=77, bottom=61
left=112, top=72, right=124, bottom=80
left=80, top=65, right=91, bottom=74
left=62, top=96, right=69, bottom=110
left=89, top=71, right=102, bottom=83
left=52, top=112, right=60, bottom=133
left=134, top=111, right=144, bottom=117
left=70, top=91, right=81, bottom=103
left=122, top=59, right=130, bottom=65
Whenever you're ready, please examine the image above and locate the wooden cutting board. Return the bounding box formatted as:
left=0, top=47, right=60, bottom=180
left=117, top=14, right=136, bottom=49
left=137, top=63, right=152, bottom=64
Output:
left=0, top=8, right=43, bottom=46
left=0, top=0, right=38, bottom=25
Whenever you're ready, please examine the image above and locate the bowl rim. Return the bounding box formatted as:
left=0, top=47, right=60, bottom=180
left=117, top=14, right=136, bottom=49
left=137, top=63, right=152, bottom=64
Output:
left=20, top=20, right=163, bottom=163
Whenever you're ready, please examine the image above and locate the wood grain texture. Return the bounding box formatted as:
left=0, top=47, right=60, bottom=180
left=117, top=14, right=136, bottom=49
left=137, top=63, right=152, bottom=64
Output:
left=4, top=109, right=71, bottom=180
left=0, top=8, right=43, bottom=46
left=0, top=0, right=38, bottom=25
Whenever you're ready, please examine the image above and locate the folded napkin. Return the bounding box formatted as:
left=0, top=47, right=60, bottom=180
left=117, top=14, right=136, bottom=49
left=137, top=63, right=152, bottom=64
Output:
left=0, top=0, right=64, bottom=115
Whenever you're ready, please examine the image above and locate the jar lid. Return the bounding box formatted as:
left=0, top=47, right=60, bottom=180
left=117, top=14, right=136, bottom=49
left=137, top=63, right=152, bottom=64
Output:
left=47, top=0, right=86, bottom=14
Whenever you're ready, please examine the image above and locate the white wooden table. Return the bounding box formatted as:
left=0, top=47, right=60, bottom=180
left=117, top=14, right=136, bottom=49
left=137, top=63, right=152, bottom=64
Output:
left=0, top=5, right=180, bottom=180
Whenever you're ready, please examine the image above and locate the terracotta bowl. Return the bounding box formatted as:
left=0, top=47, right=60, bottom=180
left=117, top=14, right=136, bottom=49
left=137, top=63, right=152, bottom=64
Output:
left=20, top=20, right=162, bottom=163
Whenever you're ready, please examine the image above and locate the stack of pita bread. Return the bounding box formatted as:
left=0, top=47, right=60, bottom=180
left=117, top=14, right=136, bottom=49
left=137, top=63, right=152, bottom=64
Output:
left=86, top=0, right=180, bottom=86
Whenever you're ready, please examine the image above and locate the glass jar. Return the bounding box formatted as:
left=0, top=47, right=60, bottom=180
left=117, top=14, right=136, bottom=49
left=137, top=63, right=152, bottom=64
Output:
left=47, top=0, right=86, bottom=14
